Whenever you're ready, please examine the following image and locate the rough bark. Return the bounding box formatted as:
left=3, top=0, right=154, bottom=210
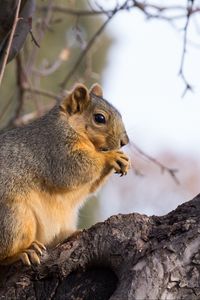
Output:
left=1, top=194, right=200, bottom=300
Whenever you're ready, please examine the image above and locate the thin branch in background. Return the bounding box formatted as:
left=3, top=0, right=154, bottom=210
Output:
left=22, top=0, right=54, bottom=119
left=25, top=0, right=54, bottom=75
left=84, top=47, right=100, bottom=81
left=1, top=0, right=199, bottom=127
left=73, top=18, right=87, bottom=49
left=15, top=54, right=25, bottom=117
left=24, top=87, right=61, bottom=102
left=60, top=16, right=111, bottom=88
left=86, top=0, right=96, bottom=12
left=7, top=54, right=26, bottom=128
left=0, top=0, right=22, bottom=86
left=0, top=94, right=14, bottom=122
left=38, top=5, right=116, bottom=17
left=38, top=1, right=200, bottom=92
left=33, top=48, right=70, bottom=77
left=179, top=0, right=194, bottom=97
left=38, top=2, right=200, bottom=23
left=14, top=103, right=54, bottom=127
left=94, top=0, right=113, bottom=17
left=130, top=160, right=144, bottom=177
left=130, top=142, right=179, bottom=184
left=29, top=30, right=40, bottom=48
left=60, top=0, right=131, bottom=88
left=38, top=3, right=200, bottom=19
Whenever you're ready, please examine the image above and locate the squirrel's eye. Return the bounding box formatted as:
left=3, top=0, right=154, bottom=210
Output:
left=94, top=113, right=106, bottom=124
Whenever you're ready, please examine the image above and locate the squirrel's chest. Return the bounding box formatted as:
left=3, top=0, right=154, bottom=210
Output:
left=28, top=186, right=90, bottom=246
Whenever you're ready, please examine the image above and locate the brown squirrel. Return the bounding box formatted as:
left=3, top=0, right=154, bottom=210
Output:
left=0, top=83, right=129, bottom=266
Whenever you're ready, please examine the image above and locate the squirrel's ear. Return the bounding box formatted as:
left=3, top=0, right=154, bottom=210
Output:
left=89, top=83, right=103, bottom=97
left=60, top=84, right=90, bottom=115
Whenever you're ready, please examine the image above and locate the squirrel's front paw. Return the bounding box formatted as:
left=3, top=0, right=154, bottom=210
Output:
left=106, top=151, right=130, bottom=176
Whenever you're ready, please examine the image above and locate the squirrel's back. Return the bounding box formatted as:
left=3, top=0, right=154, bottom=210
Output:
left=0, top=106, right=77, bottom=197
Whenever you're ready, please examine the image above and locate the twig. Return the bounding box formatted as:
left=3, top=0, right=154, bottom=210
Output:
left=60, top=17, right=111, bottom=88
left=14, top=104, right=54, bottom=126
left=38, top=4, right=132, bottom=17
left=25, top=0, right=53, bottom=75
left=6, top=54, right=26, bottom=127
left=179, top=0, right=194, bottom=97
left=24, top=87, right=61, bottom=101
left=38, top=1, right=199, bottom=91
left=38, top=4, right=200, bottom=18
left=14, top=55, right=24, bottom=116
left=60, top=1, right=131, bottom=88
left=130, top=142, right=179, bottom=184
left=33, top=49, right=69, bottom=77
left=29, top=30, right=40, bottom=48
left=24, top=0, right=54, bottom=112
left=0, top=0, right=22, bottom=86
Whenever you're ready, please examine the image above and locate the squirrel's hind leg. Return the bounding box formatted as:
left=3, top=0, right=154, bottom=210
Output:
left=0, top=199, right=45, bottom=266
left=1, top=240, right=46, bottom=266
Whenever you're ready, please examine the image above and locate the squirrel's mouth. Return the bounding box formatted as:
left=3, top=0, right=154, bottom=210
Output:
left=99, top=147, right=109, bottom=152
left=99, top=144, right=120, bottom=152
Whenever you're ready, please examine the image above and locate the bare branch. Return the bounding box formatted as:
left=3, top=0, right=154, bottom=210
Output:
left=37, top=3, right=133, bottom=17
left=130, top=142, right=179, bottom=184
left=13, top=104, right=54, bottom=127
left=24, top=87, right=61, bottom=102
left=60, top=17, right=111, bottom=88
left=6, top=54, right=26, bottom=128
left=33, top=49, right=69, bottom=77
left=38, top=3, right=200, bottom=18
left=179, top=1, right=194, bottom=97
left=25, top=0, right=54, bottom=75
left=0, top=0, right=22, bottom=86
left=60, top=0, right=132, bottom=88
left=36, top=1, right=200, bottom=92
left=29, top=30, right=40, bottom=48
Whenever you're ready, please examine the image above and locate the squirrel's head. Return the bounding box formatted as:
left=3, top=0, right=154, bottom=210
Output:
left=60, top=83, right=129, bottom=151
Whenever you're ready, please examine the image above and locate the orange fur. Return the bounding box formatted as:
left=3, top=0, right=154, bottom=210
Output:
left=26, top=186, right=90, bottom=247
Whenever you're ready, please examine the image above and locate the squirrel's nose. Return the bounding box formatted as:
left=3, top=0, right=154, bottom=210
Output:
left=120, top=134, right=129, bottom=147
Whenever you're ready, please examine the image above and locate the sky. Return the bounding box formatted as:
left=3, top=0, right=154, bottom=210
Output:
left=98, top=0, right=200, bottom=156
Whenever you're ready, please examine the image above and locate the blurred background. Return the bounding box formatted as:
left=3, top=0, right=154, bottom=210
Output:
left=0, top=0, right=200, bottom=228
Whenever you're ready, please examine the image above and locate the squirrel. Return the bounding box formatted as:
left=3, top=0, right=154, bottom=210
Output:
left=0, top=83, right=130, bottom=266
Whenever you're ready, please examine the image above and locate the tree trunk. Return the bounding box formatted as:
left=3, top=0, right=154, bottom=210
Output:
left=1, top=194, right=200, bottom=300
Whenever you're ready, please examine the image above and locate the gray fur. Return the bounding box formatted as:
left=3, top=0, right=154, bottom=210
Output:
left=0, top=106, right=97, bottom=200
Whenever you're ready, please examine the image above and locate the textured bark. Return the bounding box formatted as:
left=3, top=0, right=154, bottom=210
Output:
left=1, top=194, right=200, bottom=299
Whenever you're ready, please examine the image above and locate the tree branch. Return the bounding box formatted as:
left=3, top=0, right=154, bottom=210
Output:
left=130, top=141, right=179, bottom=184
left=38, top=3, right=200, bottom=18
left=24, top=87, right=61, bottom=101
left=60, top=1, right=132, bottom=88
left=0, top=194, right=200, bottom=299
left=60, top=17, right=111, bottom=88
left=0, top=0, right=22, bottom=86
left=179, top=1, right=194, bottom=97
